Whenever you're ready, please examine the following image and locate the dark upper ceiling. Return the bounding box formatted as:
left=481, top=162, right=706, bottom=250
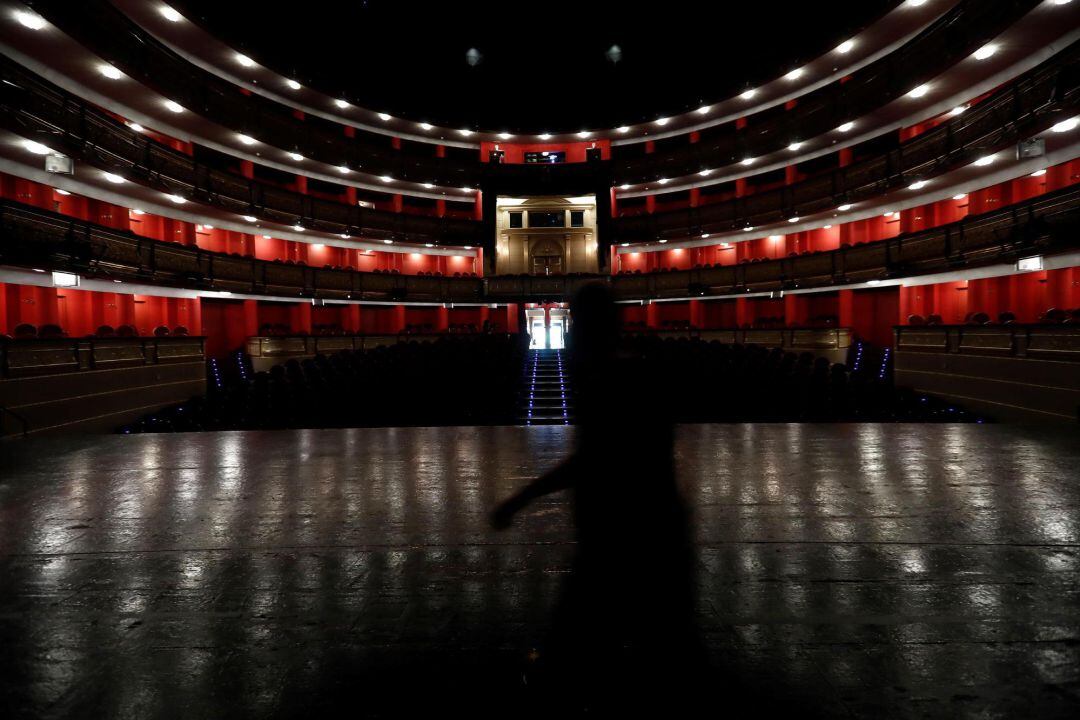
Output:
left=171, top=0, right=896, bottom=135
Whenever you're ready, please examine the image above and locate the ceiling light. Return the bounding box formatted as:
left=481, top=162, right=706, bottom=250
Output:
left=423, top=183, right=434, bottom=189
left=788, top=141, right=803, bottom=151
left=459, top=128, right=472, bottom=136
left=163, top=99, right=184, bottom=113
left=657, top=178, right=669, bottom=184
left=908, top=0, right=928, bottom=5
left=973, top=44, right=998, bottom=61
left=836, top=40, right=854, bottom=54
left=952, top=194, right=967, bottom=200
left=949, top=105, right=968, bottom=117
left=237, top=133, right=257, bottom=145
left=55, top=188, right=70, bottom=195
left=340, top=233, right=351, bottom=239
left=616, top=126, right=630, bottom=133
left=1030, top=169, right=1047, bottom=177
left=788, top=216, right=800, bottom=223
left=334, top=99, right=350, bottom=109
left=377, top=113, right=391, bottom=121
left=383, top=239, right=394, bottom=245
left=286, top=79, right=301, bottom=90
left=658, top=239, right=668, bottom=244
left=498, top=133, right=512, bottom=140
left=619, top=184, right=630, bottom=190
left=908, top=180, right=928, bottom=190
left=128, top=122, right=146, bottom=132
left=337, top=165, right=351, bottom=174
left=823, top=224, right=833, bottom=229
left=235, top=53, right=255, bottom=67
left=973, top=154, right=995, bottom=166
left=419, top=122, right=433, bottom=130
left=202, top=225, right=213, bottom=230
left=698, top=169, right=713, bottom=176
left=908, top=84, right=930, bottom=99
left=655, top=117, right=670, bottom=126
left=538, top=133, right=552, bottom=140
left=620, top=242, right=630, bottom=247
left=461, top=187, right=473, bottom=193
left=242, top=215, right=256, bottom=222
left=701, top=233, right=710, bottom=238
left=740, top=89, right=756, bottom=100
left=741, top=157, right=755, bottom=166
left=159, top=5, right=182, bottom=22
left=21, top=139, right=51, bottom=155
left=785, top=68, right=804, bottom=81
left=837, top=121, right=854, bottom=132
left=577, top=131, right=591, bottom=138
left=1052, top=0, right=1073, bottom=5
left=1051, top=117, right=1079, bottom=133
left=743, top=226, right=754, bottom=232
left=464, top=245, right=473, bottom=250
left=14, top=9, right=47, bottom=29
left=696, top=105, right=711, bottom=115
left=287, top=152, right=303, bottom=162
left=883, top=211, right=897, bottom=217
left=380, top=175, right=393, bottom=183
left=293, top=224, right=304, bottom=232
left=165, top=194, right=186, bottom=204
left=261, top=234, right=271, bottom=239
left=102, top=172, right=126, bottom=184
left=98, top=64, right=123, bottom=80
left=131, top=208, right=144, bottom=215
left=837, top=204, right=852, bottom=211
left=425, top=243, right=434, bottom=248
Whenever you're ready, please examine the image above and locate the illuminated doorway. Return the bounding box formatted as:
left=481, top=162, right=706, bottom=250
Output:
left=525, top=303, right=570, bottom=349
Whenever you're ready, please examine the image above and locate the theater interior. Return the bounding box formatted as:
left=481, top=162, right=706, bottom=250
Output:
left=1, top=1, right=1079, bottom=717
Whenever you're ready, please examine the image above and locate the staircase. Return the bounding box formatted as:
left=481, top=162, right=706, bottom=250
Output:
left=519, top=349, right=573, bottom=425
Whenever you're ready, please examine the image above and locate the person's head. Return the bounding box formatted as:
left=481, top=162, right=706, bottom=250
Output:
left=569, top=282, right=618, bottom=365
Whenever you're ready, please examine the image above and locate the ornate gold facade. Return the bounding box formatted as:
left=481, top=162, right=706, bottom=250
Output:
left=494, top=196, right=599, bottom=275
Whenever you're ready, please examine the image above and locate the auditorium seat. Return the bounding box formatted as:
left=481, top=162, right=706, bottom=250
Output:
left=153, top=326, right=171, bottom=337
left=13, top=323, right=37, bottom=339
left=38, top=324, right=65, bottom=338
left=96, top=325, right=116, bottom=337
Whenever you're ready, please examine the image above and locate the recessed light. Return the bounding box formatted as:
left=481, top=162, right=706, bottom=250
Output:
left=785, top=68, right=804, bottom=81
left=288, top=152, right=303, bottom=162
left=237, top=133, right=257, bottom=145
left=908, top=84, right=930, bottom=99
left=836, top=39, right=854, bottom=54
left=159, top=5, right=182, bottom=22
left=837, top=121, right=854, bottom=132
left=419, top=123, right=433, bottom=131
left=423, top=183, right=434, bottom=189
left=742, top=226, right=754, bottom=232
left=464, top=245, right=473, bottom=250
left=1030, top=169, right=1047, bottom=177
left=741, top=157, right=755, bottom=166
left=286, top=79, right=301, bottom=90
left=698, top=169, right=713, bottom=176
left=655, top=117, right=670, bottom=126
left=293, top=225, right=304, bottom=232
left=616, top=126, right=630, bottom=133
left=619, top=184, right=630, bottom=190
left=461, top=187, right=473, bottom=193
left=55, top=188, right=70, bottom=195
left=425, top=243, right=434, bottom=248
left=98, top=64, right=123, bottom=80
left=973, top=154, right=995, bottom=166
left=262, top=234, right=271, bottom=239
left=334, top=99, right=350, bottom=109
left=701, top=233, right=710, bottom=238
left=837, top=204, right=852, bottom=211
left=973, top=44, right=998, bottom=61
left=128, top=122, right=146, bottom=132
left=337, top=165, right=351, bottom=174
left=339, top=233, right=351, bottom=239
left=696, top=105, right=711, bottom=115
left=949, top=105, right=968, bottom=117
left=165, top=194, right=186, bottom=204
left=740, top=89, right=756, bottom=100
left=235, top=53, right=255, bottom=68
left=788, top=216, right=800, bottom=223
left=242, top=215, right=257, bottom=222
left=131, top=208, right=144, bottom=215
left=1051, top=117, right=1079, bottom=133
left=498, top=133, right=512, bottom=140
left=908, top=180, right=928, bottom=190
left=380, top=175, right=393, bottom=183
left=1052, top=0, right=1073, bottom=5
left=658, top=239, right=668, bottom=244
left=459, top=128, right=473, bottom=136
left=14, top=9, right=47, bottom=29
left=621, top=242, right=630, bottom=247
left=163, top=100, right=184, bottom=113
left=657, top=178, right=669, bottom=184
left=788, top=141, right=803, bottom=151
left=823, top=224, right=833, bottom=229
left=21, top=139, right=51, bottom=155
left=376, top=113, right=391, bottom=122
left=383, top=239, right=394, bottom=244
left=883, top=211, right=897, bottom=217
left=952, top=194, right=967, bottom=201
left=102, top=172, right=126, bottom=184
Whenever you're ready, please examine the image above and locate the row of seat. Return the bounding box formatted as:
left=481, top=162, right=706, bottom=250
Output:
left=907, top=308, right=1080, bottom=326
left=6, top=323, right=191, bottom=339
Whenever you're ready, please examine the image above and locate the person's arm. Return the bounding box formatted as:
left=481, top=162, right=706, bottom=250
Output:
left=491, top=454, right=582, bottom=529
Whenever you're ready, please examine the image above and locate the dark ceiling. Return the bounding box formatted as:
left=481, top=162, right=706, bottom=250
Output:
left=173, top=0, right=897, bottom=134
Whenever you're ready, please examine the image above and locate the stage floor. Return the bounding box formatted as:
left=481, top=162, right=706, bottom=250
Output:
left=1, top=425, right=1078, bottom=718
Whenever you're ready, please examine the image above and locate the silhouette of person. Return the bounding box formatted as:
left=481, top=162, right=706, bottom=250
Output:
left=493, top=282, right=706, bottom=713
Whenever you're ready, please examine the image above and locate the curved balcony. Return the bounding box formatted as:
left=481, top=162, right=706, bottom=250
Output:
left=3, top=184, right=1078, bottom=305
left=0, top=57, right=485, bottom=249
